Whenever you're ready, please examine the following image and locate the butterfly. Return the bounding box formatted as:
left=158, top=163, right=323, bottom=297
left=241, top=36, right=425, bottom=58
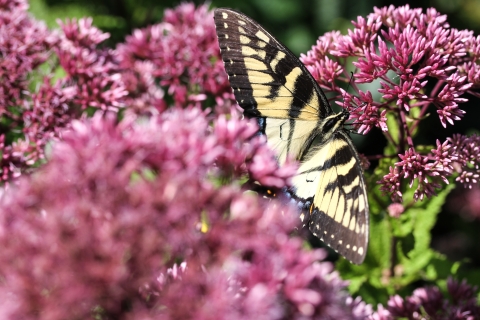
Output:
left=213, top=8, right=369, bottom=264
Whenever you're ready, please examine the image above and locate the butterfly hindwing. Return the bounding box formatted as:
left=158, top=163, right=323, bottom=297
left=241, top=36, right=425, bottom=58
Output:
left=214, top=8, right=369, bottom=264
left=292, top=131, right=368, bottom=264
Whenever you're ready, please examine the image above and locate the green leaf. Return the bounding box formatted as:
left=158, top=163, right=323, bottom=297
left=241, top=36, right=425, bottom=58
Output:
left=338, top=190, right=392, bottom=304
left=390, top=210, right=414, bottom=237
left=341, top=177, right=458, bottom=305
left=394, top=183, right=455, bottom=286
left=409, top=183, right=455, bottom=258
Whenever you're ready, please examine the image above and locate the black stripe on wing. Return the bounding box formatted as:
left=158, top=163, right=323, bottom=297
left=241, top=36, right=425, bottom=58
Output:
left=288, top=131, right=368, bottom=264
left=310, top=132, right=368, bottom=264
left=213, top=8, right=332, bottom=120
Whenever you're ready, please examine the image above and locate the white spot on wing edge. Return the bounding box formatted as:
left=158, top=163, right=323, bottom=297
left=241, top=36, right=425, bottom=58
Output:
left=222, top=12, right=228, bottom=19
left=255, top=30, right=270, bottom=43
left=224, top=23, right=228, bottom=29
left=358, top=247, right=364, bottom=255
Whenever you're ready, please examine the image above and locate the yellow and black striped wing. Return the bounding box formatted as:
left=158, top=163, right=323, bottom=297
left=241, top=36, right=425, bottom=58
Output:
left=214, top=8, right=332, bottom=164
left=214, top=8, right=369, bottom=264
left=213, top=8, right=332, bottom=122
left=293, top=131, right=369, bottom=264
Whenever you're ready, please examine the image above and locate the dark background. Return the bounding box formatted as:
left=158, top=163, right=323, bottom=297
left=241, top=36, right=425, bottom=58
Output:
left=29, top=0, right=480, bottom=267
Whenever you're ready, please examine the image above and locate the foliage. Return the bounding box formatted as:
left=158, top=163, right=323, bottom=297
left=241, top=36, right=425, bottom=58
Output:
left=299, top=7, right=480, bottom=313
left=0, top=1, right=479, bottom=319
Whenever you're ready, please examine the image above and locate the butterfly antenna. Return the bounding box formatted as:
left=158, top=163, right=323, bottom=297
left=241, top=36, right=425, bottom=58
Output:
left=343, top=72, right=356, bottom=133
left=343, top=72, right=367, bottom=135
left=343, top=72, right=355, bottom=111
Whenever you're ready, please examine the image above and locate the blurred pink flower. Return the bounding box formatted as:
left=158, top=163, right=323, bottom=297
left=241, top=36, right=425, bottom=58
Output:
left=0, top=107, right=370, bottom=319
left=385, top=278, right=479, bottom=319
left=387, top=203, right=404, bottom=218
left=0, top=1, right=58, bottom=181
left=0, top=0, right=56, bottom=110
left=447, top=184, right=480, bottom=220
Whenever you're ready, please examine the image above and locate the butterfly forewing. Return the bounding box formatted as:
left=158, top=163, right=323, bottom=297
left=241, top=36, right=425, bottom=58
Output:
left=214, top=8, right=331, bottom=121
left=214, top=8, right=369, bottom=264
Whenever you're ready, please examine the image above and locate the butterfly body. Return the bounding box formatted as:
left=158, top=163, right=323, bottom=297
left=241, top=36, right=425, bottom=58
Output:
left=214, top=8, right=369, bottom=264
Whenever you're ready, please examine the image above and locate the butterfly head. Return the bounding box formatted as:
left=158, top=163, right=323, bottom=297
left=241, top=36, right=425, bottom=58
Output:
left=320, top=109, right=350, bottom=137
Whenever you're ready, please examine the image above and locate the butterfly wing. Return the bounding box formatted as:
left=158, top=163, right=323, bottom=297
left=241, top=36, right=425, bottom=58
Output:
left=214, top=8, right=369, bottom=264
left=292, top=131, right=369, bottom=264
left=214, top=8, right=332, bottom=163
left=214, top=8, right=332, bottom=120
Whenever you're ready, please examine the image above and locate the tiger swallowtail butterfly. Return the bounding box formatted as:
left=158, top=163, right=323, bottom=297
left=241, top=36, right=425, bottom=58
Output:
left=214, top=8, right=369, bottom=264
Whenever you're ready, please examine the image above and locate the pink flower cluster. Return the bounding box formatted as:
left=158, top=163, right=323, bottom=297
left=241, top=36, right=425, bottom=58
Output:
left=0, top=0, right=55, bottom=110
left=0, top=2, right=479, bottom=318
left=0, top=0, right=57, bottom=181
left=117, top=3, right=234, bottom=113
left=380, top=134, right=480, bottom=201
left=0, top=2, right=128, bottom=183
left=56, top=17, right=127, bottom=111
left=301, top=5, right=480, bottom=202
left=0, top=2, right=236, bottom=184
left=0, top=107, right=373, bottom=319
left=380, top=278, right=480, bottom=319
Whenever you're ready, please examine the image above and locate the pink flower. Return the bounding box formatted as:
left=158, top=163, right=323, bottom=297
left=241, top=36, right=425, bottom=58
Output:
left=384, top=278, right=479, bottom=319
left=301, top=5, right=480, bottom=203
left=0, top=108, right=370, bottom=319
left=0, top=1, right=56, bottom=110
left=57, top=18, right=127, bottom=111
left=387, top=203, right=404, bottom=218
left=117, top=3, right=235, bottom=111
